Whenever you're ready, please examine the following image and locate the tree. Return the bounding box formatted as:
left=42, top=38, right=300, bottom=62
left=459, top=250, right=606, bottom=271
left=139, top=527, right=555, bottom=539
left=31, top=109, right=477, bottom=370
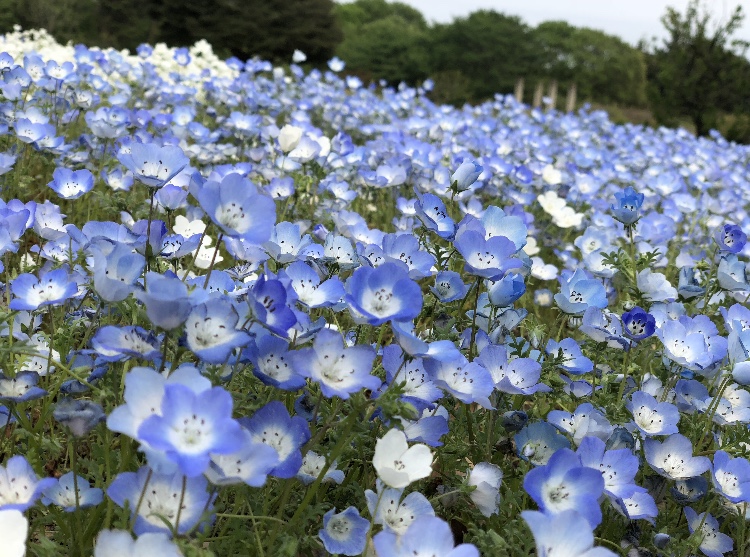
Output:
left=335, top=0, right=431, bottom=85
left=155, top=0, right=342, bottom=63
left=647, top=0, right=750, bottom=135
left=428, top=11, right=543, bottom=103
left=533, top=21, right=647, bottom=107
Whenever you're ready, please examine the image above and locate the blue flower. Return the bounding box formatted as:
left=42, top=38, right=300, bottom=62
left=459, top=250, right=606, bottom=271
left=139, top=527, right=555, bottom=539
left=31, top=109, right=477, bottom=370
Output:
left=118, top=142, right=189, bottom=188
left=431, top=271, right=468, bottom=302
left=554, top=269, right=607, bottom=316
left=522, top=510, right=618, bottom=557
left=365, top=479, right=434, bottom=535
left=477, top=344, right=550, bottom=395
left=205, top=428, right=279, bottom=487
left=626, top=390, right=680, bottom=436
left=425, top=354, right=495, bottom=409
left=684, top=507, right=733, bottom=557
left=345, top=262, right=422, bottom=326
left=523, top=448, right=605, bottom=528
left=515, top=422, right=571, bottom=465
left=622, top=306, right=656, bottom=340
left=319, top=507, right=370, bottom=556
left=414, top=193, right=456, bottom=239
left=610, top=186, right=644, bottom=226
left=381, top=345, right=442, bottom=411
left=282, top=260, right=344, bottom=308
left=53, top=398, right=105, bottom=437
left=0, top=371, right=46, bottom=402
left=47, top=167, right=94, bottom=199
left=10, top=268, right=78, bottom=311
left=91, top=325, right=162, bottom=362
left=644, top=433, right=710, bottom=480
left=487, top=273, right=526, bottom=307
left=545, top=338, right=594, bottom=375
left=190, top=172, right=276, bottom=243
left=579, top=307, right=629, bottom=349
left=373, top=515, right=479, bottom=557
left=134, top=272, right=193, bottom=330
left=711, top=450, right=750, bottom=503
left=184, top=300, right=250, bottom=363
left=244, top=333, right=306, bottom=391
left=292, top=328, right=378, bottom=399
left=382, top=233, right=436, bottom=280
left=576, top=436, right=642, bottom=501
left=547, top=402, right=613, bottom=445
left=0, top=455, right=57, bottom=511
left=451, top=160, right=482, bottom=192
left=107, top=466, right=214, bottom=536
left=93, top=530, right=182, bottom=557
left=239, top=401, right=311, bottom=479
left=296, top=451, right=345, bottom=485
left=247, top=273, right=298, bottom=336
left=714, top=223, right=747, bottom=254
left=138, top=384, right=245, bottom=477
left=454, top=228, right=523, bottom=281
left=42, top=472, right=103, bottom=512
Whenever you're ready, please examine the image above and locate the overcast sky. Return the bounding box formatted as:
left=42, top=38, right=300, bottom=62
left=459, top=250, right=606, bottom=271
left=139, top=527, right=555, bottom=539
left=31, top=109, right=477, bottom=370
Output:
left=338, top=0, right=750, bottom=47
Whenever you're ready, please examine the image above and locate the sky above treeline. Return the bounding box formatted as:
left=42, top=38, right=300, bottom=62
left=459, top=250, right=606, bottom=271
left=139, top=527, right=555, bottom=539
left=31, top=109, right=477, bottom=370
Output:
left=338, top=0, right=750, bottom=47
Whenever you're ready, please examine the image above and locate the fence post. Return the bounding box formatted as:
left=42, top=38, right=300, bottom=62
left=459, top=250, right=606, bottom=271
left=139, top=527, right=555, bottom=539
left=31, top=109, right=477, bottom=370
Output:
left=547, top=80, right=558, bottom=109
left=514, top=78, right=525, bottom=104
left=565, top=83, right=577, bottom=113
left=532, top=81, right=543, bottom=108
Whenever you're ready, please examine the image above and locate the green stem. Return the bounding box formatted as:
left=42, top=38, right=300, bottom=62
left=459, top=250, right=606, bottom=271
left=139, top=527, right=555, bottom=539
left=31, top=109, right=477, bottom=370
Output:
left=69, top=438, right=85, bottom=557
left=203, top=233, right=224, bottom=289
left=616, top=340, right=634, bottom=404
left=271, top=404, right=366, bottom=549
left=173, top=475, right=187, bottom=537
left=469, top=278, right=482, bottom=360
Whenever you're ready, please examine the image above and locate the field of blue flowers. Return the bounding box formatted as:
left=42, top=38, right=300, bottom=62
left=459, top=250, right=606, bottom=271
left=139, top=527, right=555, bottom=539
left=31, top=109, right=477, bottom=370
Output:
left=0, top=27, right=748, bottom=557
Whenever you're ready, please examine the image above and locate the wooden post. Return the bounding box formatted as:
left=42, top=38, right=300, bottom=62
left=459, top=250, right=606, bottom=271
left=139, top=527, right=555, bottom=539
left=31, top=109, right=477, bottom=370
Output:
left=514, top=78, right=525, bottom=104
left=565, top=83, right=577, bottom=113
left=532, top=81, right=543, bottom=108
left=547, top=80, right=558, bottom=109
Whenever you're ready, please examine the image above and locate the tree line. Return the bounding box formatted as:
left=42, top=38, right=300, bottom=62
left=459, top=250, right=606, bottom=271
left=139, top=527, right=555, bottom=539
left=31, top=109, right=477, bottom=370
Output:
left=0, top=0, right=747, bottom=141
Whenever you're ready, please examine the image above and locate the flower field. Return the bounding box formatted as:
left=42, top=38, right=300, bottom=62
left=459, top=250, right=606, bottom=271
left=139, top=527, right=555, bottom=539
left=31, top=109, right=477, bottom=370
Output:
left=0, top=27, right=749, bottom=556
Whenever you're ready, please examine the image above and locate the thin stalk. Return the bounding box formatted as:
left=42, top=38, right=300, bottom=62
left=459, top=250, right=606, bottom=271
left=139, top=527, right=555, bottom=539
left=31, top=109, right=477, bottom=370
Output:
left=203, top=233, right=224, bottom=289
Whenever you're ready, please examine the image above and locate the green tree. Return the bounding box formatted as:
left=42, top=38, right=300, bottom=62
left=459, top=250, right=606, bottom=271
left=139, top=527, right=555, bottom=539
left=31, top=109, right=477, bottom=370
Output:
left=335, top=0, right=427, bottom=31
left=647, top=0, right=750, bottom=135
left=155, top=0, right=342, bottom=63
left=533, top=21, right=647, bottom=107
left=335, top=0, right=430, bottom=85
left=428, top=11, right=542, bottom=103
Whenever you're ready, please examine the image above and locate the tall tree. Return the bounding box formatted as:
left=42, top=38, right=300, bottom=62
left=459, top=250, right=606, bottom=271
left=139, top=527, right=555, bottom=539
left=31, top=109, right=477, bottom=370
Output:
left=429, top=11, right=543, bottom=103
left=155, top=0, right=342, bottom=63
left=647, top=0, right=749, bottom=135
left=533, top=21, right=647, bottom=107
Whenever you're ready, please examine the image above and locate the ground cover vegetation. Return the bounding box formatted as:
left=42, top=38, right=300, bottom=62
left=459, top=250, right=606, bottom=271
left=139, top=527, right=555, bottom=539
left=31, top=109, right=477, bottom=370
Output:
left=0, top=9, right=747, bottom=557
left=0, top=0, right=748, bottom=141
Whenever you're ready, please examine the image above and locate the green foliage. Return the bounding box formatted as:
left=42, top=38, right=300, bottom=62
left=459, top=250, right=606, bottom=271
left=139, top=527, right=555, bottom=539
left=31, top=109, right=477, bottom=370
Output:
left=0, top=0, right=343, bottom=63
left=336, top=15, right=431, bottom=84
left=533, top=21, right=648, bottom=107
left=429, top=11, right=543, bottom=103
left=335, top=0, right=431, bottom=85
left=646, top=0, right=750, bottom=136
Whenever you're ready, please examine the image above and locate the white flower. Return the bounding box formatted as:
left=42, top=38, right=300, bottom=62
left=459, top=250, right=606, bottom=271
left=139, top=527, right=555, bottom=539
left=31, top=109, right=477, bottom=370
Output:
left=0, top=510, right=27, bottom=557
left=373, top=429, right=433, bottom=489
left=278, top=125, right=303, bottom=153
left=637, top=269, right=678, bottom=302
left=94, top=529, right=182, bottom=557
left=542, top=164, right=562, bottom=185
left=468, top=462, right=503, bottom=517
